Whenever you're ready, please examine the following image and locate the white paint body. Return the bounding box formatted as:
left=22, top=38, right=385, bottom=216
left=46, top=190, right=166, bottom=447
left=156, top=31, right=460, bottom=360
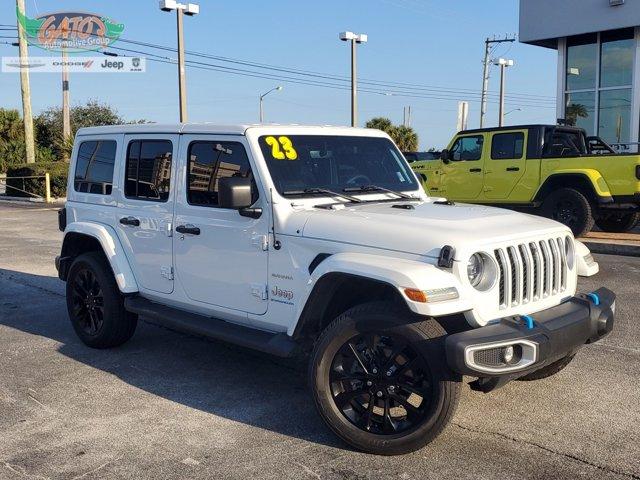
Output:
left=63, top=124, right=589, bottom=337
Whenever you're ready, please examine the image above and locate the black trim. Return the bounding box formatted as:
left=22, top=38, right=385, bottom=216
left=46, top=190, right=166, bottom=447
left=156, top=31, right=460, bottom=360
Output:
left=308, top=253, right=332, bottom=274
left=445, top=288, right=615, bottom=382
left=124, top=296, right=298, bottom=357
left=55, top=255, right=72, bottom=281
left=437, top=245, right=455, bottom=268
left=57, top=207, right=67, bottom=232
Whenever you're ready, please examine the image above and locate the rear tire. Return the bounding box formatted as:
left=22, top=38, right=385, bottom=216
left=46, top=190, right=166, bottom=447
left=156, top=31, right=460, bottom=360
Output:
left=309, top=302, right=460, bottom=455
left=517, top=354, right=575, bottom=381
left=595, top=212, right=640, bottom=233
left=66, top=252, right=137, bottom=349
left=542, top=188, right=595, bottom=237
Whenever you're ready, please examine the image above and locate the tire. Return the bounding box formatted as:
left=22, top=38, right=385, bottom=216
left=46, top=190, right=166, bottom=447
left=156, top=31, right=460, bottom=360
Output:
left=595, top=212, right=640, bottom=233
left=517, top=354, right=575, bottom=381
left=309, top=301, right=460, bottom=455
left=542, top=188, right=595, bottom=237
left=66, top=252, right=137, bottom=349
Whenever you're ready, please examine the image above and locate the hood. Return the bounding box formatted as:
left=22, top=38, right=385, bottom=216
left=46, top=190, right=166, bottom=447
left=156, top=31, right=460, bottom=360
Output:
left=297, top=201, right=570, bottom=259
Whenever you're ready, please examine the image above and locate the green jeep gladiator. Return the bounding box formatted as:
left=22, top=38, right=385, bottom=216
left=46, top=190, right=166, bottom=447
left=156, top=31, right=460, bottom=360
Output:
left=411, top=125, right=640, bottom=236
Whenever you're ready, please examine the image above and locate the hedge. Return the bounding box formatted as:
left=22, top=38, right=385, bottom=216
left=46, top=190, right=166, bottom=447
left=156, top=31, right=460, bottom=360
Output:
left=6, top=161, right=68, bottom=198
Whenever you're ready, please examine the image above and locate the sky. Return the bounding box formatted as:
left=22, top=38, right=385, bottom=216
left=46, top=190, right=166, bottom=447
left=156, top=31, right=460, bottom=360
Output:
left=0, top=0, right=558, bottom=149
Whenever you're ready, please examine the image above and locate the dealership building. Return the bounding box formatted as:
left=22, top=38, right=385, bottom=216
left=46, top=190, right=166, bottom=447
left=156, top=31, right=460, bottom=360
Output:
left=520, top=0, right=640, bottom=150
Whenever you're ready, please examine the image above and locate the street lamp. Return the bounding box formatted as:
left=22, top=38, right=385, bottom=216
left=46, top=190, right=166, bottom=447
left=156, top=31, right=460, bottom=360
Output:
left=159, top=0, right=200, bottom=123
left=259, top=86, right=283, bottom=123
left=493, top=58, right=514, bottom=127
left=505, top=108, right=522, bottom=116
left=339, top=31, right=367, bottom=127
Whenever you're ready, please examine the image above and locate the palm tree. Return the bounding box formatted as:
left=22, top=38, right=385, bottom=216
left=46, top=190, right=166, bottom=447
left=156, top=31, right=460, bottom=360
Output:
left=365, top=117, right=395, bottom=136
left=393, top=125, right=419, bottom=152
left=565, top=103, right=588, bottom=127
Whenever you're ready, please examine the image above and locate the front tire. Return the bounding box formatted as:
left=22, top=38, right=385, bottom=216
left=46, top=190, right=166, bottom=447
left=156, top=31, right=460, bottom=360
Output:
left=542, top=188, right=595, bottom=237
left=66, top=252, right=137, bottom=349
left=595, top=212, right=640, bottom=233
left=309, top=302, right=460, bottom=455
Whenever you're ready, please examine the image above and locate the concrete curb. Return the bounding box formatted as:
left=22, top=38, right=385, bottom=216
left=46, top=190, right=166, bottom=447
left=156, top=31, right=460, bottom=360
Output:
left=0, top=195, right=65, bottom=205
left=582, top=240, right=640, bottom=257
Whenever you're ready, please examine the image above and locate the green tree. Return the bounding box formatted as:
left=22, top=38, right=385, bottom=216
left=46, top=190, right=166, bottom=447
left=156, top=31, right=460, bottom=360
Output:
left=0, top=108, right=54, bottom=172
left=365, top=117, right=419, bottom=151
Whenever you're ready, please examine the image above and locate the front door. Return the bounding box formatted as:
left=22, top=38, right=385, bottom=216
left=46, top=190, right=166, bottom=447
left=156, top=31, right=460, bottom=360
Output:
left=173, top=135, right=269, bottom=315
left=441, top=134, right=485, bottom=200
left=115, top=134, right=177, bottom=294
left=482, top=130, right=527, bottom=200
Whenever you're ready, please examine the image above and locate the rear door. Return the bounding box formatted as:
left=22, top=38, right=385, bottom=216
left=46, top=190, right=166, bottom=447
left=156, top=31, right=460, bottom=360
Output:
left=115, top=134, right=177, bottom=294
left=483, top=130, right=527, bottom=199
left=441, top=134, right=485, bottom=199
left=173, top=135, right=269, bottom=315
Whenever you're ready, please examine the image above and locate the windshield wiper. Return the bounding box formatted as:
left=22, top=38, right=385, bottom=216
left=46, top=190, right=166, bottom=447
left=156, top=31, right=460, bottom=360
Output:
left=343, top=185, right=415, bottom=199
left=282, top=188, right=362, bottom=203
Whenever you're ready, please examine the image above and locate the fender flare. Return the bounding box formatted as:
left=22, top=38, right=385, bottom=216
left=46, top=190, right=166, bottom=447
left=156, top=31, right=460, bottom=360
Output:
left=291, top=252, right=471, bottom=335
left=62, top=222, right=138, bottom=293
left=534, top=171, right=612, bottom=201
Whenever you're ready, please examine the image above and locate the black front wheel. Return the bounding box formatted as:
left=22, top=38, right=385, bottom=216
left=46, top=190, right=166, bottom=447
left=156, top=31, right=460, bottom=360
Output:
left=595, top=212, right=640, bottom=233
left=309, top=302, right=460, bottom=455
left=66, top=252, right=137, bottom=349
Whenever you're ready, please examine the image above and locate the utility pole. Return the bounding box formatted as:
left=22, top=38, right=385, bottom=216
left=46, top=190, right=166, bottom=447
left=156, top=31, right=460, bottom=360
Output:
left=62, top=46, right=71, bottom=158
left=339, top=31, right=367, bottom=127
left=480, top=35, right=515, bottom=128
left=403, top=106, right=412, bottom=127
left=16, top=0, right=35, bottom=164
left=494, top=58, right=514, bottom=127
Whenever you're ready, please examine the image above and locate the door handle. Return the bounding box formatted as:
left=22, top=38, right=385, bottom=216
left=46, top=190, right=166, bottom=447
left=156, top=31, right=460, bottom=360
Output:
left=119, top=216, right=140, bottom=227
left=506, top=167, right=520, bottom=172
left=176, top=224, right=200, bottom=235
left=469, top=168, right=482, bottom=173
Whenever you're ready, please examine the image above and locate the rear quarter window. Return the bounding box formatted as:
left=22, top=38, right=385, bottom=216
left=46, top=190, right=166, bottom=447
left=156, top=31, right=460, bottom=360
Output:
left=74, top=140, right=117, bottom=195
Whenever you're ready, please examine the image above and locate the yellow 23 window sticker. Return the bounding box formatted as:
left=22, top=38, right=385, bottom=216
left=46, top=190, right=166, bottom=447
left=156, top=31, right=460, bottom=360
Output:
left=265, top=136, right=298, bottom=160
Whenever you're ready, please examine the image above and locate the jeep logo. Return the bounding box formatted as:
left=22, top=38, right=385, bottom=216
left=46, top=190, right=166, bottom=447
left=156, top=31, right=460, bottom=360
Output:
left=100, top=59, right=124, bottom=70
left=271, top=286, right=294, bottom=301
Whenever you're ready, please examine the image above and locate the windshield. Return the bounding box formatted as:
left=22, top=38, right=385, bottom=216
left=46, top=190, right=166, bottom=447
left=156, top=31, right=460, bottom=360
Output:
left=258, top=135, right=419, bottom=197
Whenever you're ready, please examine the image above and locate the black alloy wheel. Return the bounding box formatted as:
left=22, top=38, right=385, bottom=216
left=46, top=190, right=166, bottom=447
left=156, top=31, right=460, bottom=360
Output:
left=542, top=188, right=594, bottom=237
left=330, top=333, right=432, bottom=435
left=70, top=268, right=105, bottom=336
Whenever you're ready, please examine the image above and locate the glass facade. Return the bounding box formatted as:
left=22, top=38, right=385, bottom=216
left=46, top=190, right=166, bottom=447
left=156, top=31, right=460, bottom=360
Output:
left=564, top=28, right=635, bottom=145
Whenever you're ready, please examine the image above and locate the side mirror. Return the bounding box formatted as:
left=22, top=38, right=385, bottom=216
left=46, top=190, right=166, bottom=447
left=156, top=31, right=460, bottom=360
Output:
left=440, top=149, right=451, bottom=163
left=218, top=177, right=262, bottom=218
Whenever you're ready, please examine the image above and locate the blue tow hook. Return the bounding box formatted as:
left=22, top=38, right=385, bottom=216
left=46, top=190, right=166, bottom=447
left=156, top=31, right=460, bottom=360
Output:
left=521, top=315, right=535, bottom=330
left=587, top=292, right=601, bottom=306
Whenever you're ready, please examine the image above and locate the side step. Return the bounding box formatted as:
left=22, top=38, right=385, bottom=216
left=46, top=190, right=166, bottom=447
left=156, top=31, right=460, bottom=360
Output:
left=124, top=296, right=298, bottom=358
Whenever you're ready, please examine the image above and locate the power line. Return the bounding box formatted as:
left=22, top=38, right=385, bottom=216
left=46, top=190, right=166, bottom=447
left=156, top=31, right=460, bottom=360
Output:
left=0, top=25, right=556, bottom=103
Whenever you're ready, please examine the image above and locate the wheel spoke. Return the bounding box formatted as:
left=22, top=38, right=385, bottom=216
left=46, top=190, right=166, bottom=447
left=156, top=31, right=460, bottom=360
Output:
left=382, top=397, right=395, bottom=434
left=348, top=342, right=370, bottom=374
left=397, top=381, right=428, bottom=397
left=364, top=396, right=375, bottom=431
left=382, top=342, right=407, bottom=370
left=334, top=388, right=366, bottom=409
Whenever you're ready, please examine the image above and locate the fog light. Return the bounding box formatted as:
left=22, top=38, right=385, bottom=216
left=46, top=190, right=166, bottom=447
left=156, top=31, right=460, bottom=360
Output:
left=502, top=346, right=515, bottom=363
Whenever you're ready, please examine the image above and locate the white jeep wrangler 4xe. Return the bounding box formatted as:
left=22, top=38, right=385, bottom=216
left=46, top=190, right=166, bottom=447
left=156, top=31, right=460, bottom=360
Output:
left=56, top=123, right=614, bottom=455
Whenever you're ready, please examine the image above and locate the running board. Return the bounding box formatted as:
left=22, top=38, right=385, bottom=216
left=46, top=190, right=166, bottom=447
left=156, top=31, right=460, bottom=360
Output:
left=124, top=296, right=297, bottom=357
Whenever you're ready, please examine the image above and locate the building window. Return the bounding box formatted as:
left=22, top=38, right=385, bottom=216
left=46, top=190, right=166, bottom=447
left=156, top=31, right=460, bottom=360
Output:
left=564, top=28, right=634, bottom=145
left=74, top=140, right=117, bottom=195
left=125, top=140, right=173, bottom=202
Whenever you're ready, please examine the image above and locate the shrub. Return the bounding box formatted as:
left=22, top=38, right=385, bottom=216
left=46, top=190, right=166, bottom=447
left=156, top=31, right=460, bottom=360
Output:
left=6, top=161, right=68, bottom=199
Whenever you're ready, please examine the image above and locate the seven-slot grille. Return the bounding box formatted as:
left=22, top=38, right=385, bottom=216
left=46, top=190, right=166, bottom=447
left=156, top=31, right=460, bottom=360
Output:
left=494, top=238, right=569, bottom=309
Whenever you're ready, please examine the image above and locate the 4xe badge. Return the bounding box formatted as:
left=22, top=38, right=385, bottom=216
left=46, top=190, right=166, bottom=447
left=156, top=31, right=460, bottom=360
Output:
left=17, top=9, right=124, bottom=52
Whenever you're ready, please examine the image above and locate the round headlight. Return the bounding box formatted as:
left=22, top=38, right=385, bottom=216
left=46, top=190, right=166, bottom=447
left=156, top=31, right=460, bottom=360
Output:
left=467, top=253, right=484, bottom=287
left=565, top=236, right=575, bottom=269
left=467, top=252, right=498, bottom=291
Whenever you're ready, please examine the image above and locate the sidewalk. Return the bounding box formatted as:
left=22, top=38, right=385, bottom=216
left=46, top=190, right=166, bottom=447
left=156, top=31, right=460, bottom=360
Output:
left=581, top=230, right=640, bottom=257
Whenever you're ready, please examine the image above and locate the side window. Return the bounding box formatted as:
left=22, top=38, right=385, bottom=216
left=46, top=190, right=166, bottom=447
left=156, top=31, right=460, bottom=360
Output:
left=187, top=141, right=257, bottom=207
left=451, top=135, right=484, bottom=161
left=74, top=140, right=117, bottom=195
left=491, top=132, right=525, bottom=160
left=125, top=140, right=173, bottom=202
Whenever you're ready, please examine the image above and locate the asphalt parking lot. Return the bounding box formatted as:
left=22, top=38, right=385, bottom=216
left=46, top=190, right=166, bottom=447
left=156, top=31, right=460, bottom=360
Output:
left=0, top=202, right=639, bottom=480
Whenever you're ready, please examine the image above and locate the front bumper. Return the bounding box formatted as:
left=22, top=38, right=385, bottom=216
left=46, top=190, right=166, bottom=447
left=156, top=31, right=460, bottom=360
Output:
left=445, top=288, right=615, bottom=386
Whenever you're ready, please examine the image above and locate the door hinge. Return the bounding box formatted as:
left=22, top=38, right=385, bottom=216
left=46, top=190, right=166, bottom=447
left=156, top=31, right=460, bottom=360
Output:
left=251, top=283, right=268, bottom=300
left=252, top=235, right=269, bottom=251
left=160, top=266, right=174, bottom=281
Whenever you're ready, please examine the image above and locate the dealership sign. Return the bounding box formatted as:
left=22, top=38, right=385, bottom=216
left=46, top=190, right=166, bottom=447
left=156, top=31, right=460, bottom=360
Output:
left=16, top=8, right=124, bottom=52
left=2, top=56, right=146, bottom=73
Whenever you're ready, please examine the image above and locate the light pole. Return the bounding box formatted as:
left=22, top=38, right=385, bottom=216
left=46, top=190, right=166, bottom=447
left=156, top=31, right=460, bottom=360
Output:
left=493, top=58, right=514, bottom=127
left=339, top=31, right=367, bottom=127
left=159, top=0, right=200, bottom=122
left=259, top=86, right=283, bottom=123
left=505, top=108, right=522, bottom=116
